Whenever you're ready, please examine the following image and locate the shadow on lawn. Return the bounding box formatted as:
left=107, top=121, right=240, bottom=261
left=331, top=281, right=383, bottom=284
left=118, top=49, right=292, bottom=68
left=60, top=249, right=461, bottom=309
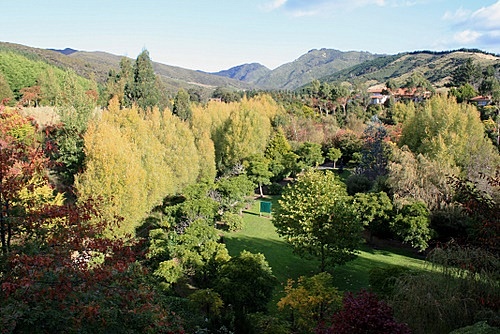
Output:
left=223, top=234, right=426, bottom=293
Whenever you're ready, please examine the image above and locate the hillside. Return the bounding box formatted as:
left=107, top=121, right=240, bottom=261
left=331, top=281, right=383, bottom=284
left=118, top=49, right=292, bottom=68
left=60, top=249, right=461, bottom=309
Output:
left=253, top=49, right=382, bottom=90
left=211, top=63, right=271, bottom=83
left=0, top=42, right=252, bottom=93
left=320, top=49, right=500, bottom=88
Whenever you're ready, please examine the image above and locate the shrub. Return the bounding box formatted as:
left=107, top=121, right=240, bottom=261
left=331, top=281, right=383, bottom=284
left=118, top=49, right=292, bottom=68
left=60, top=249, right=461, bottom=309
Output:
left=267, top=182, right=283, bottom=195
left=345, top=174, right=373, bottom=195
left=220, top=211, right=244, bottom=231
left=318, top=290, right=411, bottom=334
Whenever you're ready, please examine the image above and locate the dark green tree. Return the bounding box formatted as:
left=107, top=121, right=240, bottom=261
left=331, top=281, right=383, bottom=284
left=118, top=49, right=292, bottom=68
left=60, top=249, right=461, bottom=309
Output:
left=124, top=50, right=160, bottom=110
left=173, top=88, right=192, bottom=121
left=215, top=250, right=276, bottom=332
left=296, top=142, right=325, bottom=167
left=451, top=58, right=481, bottom=88
left=391, top=201, right=432, bottom=251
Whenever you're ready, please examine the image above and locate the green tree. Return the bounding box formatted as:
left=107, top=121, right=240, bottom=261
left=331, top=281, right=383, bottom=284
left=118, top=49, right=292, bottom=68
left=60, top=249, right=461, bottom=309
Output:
left=154, top=219, right=230, bottom=287
left=265, top=127, right=294, bottom=180
left=451, top=58, right=481, bottom=87
left=296, top=142, right=324, bottom=167
left=391, top=201, right=432, bottom=251
left=124, top=50, right=160, bottom=110
left=215, top=174, right=255, bottom=214
left=0, top=72, right=13, bottom=104
left=354, top=191, right=393, bottom=242
left=173, top=88, right=192, bottom=121
left=215, top=250, right=276, bottom=331
left=327, top=147, right=342, bottom=168
left=273, top=170, right=363, bottom=271
left=449, top=83, right=478, bottom=103
left=243, top=153, right=273, bottom=198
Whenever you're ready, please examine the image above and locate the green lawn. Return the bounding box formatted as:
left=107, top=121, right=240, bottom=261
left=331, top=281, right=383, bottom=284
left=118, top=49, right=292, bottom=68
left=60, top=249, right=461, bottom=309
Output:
left=224, top=197, right=428, bottom=308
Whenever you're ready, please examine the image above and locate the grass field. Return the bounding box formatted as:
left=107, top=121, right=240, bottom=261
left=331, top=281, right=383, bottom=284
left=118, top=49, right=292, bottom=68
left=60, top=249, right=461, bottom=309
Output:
left=223, top=197, right=428, bottom=309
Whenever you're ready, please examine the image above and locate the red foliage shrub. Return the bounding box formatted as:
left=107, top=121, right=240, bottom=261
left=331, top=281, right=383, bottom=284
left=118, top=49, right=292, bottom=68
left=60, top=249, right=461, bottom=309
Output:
left=317, top=290, right=411, bottom=334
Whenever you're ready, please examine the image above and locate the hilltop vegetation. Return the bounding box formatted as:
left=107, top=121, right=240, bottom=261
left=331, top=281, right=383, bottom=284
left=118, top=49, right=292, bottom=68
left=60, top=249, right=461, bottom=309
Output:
left=320, top=49, right=500, bottom=88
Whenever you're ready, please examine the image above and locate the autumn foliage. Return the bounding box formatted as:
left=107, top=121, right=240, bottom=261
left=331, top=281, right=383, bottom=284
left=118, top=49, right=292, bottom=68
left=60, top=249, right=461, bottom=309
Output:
left=317, top=290, right=411, bottom=334
left=0, top=108, right=184, bottom=333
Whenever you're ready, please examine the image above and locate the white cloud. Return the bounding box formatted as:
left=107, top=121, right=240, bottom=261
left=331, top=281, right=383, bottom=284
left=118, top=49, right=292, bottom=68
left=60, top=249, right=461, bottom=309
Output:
left=442, top=7, right=470, bottom=22
left=262, top=0, right=423, bottom=16
left=261, top=0, right=288, bottom=11
left=470, top=1, right=500, bottom=29
left=453, top=30, right=481, bottom=44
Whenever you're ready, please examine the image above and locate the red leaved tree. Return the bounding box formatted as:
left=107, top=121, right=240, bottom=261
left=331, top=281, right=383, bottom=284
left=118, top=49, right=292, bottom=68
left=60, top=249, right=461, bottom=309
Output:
left=0, top=108, right=185, bottom=333
left=0, top=106, right=48, bottom=254
left=317, top=290, right=411, bottom=334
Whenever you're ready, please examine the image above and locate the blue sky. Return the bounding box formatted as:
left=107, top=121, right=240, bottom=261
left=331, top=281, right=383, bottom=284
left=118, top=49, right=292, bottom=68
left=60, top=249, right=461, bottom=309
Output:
left=1, top=0, right=499, bottom=72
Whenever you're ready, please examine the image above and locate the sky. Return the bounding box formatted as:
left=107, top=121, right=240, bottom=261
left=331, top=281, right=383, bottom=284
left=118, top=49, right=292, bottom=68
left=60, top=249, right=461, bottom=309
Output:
left=1, top=0, right=500, bottom=72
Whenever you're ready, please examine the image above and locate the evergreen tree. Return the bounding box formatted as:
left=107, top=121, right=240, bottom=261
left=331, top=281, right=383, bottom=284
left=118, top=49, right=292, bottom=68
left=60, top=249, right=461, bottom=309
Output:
left=173, top=88, right=192, bottom=121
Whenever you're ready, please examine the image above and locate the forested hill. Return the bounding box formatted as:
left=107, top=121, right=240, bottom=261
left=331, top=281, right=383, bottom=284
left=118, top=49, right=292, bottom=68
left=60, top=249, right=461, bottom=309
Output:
left=0, top=42, right=252, bottom=92
left=211, top=49, right=382, bottom=90
left=1, top=42, right=499, bottom=93
left=319, top=49, right=500, bottom=88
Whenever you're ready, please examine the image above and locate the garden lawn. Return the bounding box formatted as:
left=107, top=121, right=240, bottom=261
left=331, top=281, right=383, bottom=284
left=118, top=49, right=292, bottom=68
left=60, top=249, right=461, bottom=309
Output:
left=224, top=197, right=429, bottom=308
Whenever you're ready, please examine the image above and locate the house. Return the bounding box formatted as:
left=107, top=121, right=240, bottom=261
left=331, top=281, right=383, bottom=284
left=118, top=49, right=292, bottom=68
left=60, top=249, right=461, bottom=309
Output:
left=470, top=95, right=491, bottom=107
left=367, top=84, right=389, bottom=105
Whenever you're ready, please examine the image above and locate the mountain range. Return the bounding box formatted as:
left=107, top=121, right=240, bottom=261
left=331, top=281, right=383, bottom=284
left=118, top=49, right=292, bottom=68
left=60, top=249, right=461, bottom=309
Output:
left=1, top=42, right=499, bottom=93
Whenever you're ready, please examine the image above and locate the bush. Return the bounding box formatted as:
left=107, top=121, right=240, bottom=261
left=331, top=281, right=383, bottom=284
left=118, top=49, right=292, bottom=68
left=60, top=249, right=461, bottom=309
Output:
left=267, top=182, right=283, bottom=195
left=345, top=174, right=373, bottom=195
left=449, top=321, right=500, bottom=334
left=318, top=290, right=411, bottom=334
left=220, top=211, right=244, bottom=231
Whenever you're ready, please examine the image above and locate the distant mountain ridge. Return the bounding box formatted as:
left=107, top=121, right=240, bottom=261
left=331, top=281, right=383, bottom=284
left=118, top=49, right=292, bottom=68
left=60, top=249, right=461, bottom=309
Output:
left=210, top=48, right=382, bottom=90
left=49, top=48, right=78, bottom=55
left=0, top=42, right=498, bottom=94
left=319, top=49, right=500, bottom=88
left=211, top=63, right=270, bottom=83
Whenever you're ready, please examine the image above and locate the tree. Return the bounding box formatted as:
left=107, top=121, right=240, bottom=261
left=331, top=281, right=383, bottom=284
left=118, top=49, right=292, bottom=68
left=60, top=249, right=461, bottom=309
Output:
left=214, top=98, right=272, bottom=172
left=391, top=201, right=432, bottom=251
left=449, top=83, right=478, bottom=103
left=354, top=191, right=393, bottom=242
left=278, top=272, right=342, bottom=333
left=356, top=116, right=389, bottom=180
left=215, top=250, right=276, bottom=331
left=296, top=141, right=324, bottom=167
left=243, top=153, right=273, bottom=198
left=0, top=199, right=185, bottom=333
left=0, top=108, right=57, bottom=254
left=215, top=174, right=255, bottom=215
left=124, top=49, right=160, bottom=110
left=265, top=127, right=294, bottom=181
left=154, top=219, right=230, bottom=288
left=173, top=88, right=192, bottom=121
left=0, top=72, right=13, bottom=104
left=273, top=170, right=363, bottom=271
left=327, top=147, right=342, bottom=168
left=399, top=95, right=499, bottom=184
left=318, top=290, right=411, bottom=334
left=451, top=58, right=481, bottom=88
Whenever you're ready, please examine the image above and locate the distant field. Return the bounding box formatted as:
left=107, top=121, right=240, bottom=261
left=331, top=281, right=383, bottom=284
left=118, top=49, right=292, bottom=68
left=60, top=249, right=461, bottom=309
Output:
left=224, top=197, right=428, bottom=309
